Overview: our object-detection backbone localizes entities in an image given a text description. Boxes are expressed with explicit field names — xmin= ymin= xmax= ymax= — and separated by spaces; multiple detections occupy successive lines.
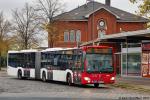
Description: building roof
xmin=55 ymin=1 xmax=149 ymax=22
xmin=99 ymin=29 xmax=150 ymax=40
xmin=80 ymin=29 xmax=150 ymax=46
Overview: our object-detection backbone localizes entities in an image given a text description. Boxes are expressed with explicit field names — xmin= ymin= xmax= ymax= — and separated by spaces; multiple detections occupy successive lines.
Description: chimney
xmin=105 ymin=0 xmax=111 ymax=6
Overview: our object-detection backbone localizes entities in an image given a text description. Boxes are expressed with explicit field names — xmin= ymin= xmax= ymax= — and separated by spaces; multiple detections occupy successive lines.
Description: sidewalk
xmin=111 ymin=76 xmax=150 ymax=93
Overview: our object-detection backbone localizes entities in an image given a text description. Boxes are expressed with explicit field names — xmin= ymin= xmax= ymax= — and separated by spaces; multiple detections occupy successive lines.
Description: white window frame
xmin=76 ymin=30 xmax=81 ymax=42
xmin=98 ymin=30 xmax=105 ymax=38
xmin=70 ymin=30 xmax=75 ymax=42
xmin=64 ymin=30 xmax=69 ymax=42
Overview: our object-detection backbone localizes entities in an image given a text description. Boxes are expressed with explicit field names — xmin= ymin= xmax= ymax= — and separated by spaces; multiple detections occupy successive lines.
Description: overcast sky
xmin=0 ymin=0 xmax=140 ymax=18
xmin=0 ymin=0 xmax=140 ymax=47
xmin=63 ymin=0 xmax=139 ymax=13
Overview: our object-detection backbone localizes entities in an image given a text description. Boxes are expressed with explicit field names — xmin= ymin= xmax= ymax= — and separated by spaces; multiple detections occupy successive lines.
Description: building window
xmin=64 ymin=30 xmax=69 ymax=42
xmin=76 ymin=30 xmax=81 ymax=42
xmin=98 ymin=30 xmax=105 ymax=38
xmin=70 ymin=30 xmax=75 ymax=42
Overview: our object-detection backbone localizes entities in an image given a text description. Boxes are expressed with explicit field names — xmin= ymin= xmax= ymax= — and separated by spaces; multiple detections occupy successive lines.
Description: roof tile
xmin=55 ymin=1 xmax=149 ymax=22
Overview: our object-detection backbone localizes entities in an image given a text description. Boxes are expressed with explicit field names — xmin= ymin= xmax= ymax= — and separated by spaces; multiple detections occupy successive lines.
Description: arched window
xmin=70 ymin=30 xmax=75 ymax=42
xmin=98 ymin=30 xmax=105 ymax=38
xmin=64 ymin=30 xmax=69 ymax=42
xmin=76 ymin=30 xmax=81 ymax=42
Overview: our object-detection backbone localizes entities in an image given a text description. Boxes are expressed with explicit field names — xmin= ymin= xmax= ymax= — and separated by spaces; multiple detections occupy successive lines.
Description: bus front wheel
xmin=18 ymin=70 xmax=22 ymax=79
xmin=94 ymin=83 xmax=99 ymax=88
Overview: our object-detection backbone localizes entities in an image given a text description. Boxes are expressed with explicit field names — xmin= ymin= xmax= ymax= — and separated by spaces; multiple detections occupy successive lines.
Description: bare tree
xmin=12 ymin=3 xmax=41 ymax=49
xmin=0 ymin=11 xmax=11 ymax=70
xmin=35 ymin=0 xmax=64 ymax=48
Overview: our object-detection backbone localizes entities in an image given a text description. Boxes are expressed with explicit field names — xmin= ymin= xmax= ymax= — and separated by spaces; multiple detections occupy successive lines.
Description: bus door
xmin=24 ymin=53 xmax=32 ymax=78
xmin=35 ymin=52 xmax=41 ymax=79
xmin=73 ymin=55 xmax=82 ymax=84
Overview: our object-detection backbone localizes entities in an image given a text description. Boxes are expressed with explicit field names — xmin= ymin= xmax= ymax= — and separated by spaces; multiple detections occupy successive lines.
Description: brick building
xmin=51 ymin=1 xmax=149 ymax=48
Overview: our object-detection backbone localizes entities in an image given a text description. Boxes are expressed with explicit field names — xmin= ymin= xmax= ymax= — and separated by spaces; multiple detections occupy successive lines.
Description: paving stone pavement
xmin=116 ymin=76 xmax=150 ymax=90
xmin=0 ymin=69 xmax=150 ymax=99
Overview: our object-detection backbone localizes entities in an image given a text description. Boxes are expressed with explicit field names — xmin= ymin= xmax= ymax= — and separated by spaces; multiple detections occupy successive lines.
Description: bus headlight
xmin=84 ymin=77 xmax=90 ymax=81
xmin=110 ymin=77 xmax=115 ymax=81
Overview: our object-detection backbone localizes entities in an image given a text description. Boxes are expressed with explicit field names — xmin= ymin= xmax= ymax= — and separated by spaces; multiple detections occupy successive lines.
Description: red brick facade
xmin=51 ymin=9 xmax=147 ymax=48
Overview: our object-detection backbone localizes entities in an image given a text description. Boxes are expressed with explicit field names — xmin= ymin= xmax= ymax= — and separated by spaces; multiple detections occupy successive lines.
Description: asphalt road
xmin=0 ymin=73 xmax=149 ymax=99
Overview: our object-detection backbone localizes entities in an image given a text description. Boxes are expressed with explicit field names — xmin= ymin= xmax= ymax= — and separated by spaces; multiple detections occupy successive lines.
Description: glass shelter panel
xmin=122 ymin=54 xmax=127 ymax=75
xmin=127 ymin=53 xmax=141 ymax=76
xmin=122 ymin=53 xmax=141 ymax=76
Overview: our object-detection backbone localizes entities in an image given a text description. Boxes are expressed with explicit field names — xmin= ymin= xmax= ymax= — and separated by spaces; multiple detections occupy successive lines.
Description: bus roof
xmin=42 ymin=48 xmax=64 ymax=52
xmin=8 ymin=46 xmax=112 ymax=54
xmin=42 ymin=47 xmax=80 ymax=52
xmin=20 ymin=49 xmax=38 ymax=53
xmin=8 ymin=51 xmax=20 ymax=53
xmin=8 ymin=49 xmax=38 ymax=54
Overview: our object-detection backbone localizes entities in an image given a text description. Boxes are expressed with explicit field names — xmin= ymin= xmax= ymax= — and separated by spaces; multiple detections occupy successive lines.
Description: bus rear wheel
xmin=67 ymin=74 xmax=72 ymax=86
xmin=18 ymin=70 xmax=22 ymax=79
xmin=42 ymin=72 xmax=46 ymax=82
xmin=94 ymin=83 xmax=99 ymax=88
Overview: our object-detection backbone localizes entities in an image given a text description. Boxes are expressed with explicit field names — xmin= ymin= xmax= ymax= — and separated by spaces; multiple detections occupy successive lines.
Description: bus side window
xmin=18 ymin=53 xmax=23 ymax=67
xmin=8 ymin=54 xmax=17 ymax=68
xmin=73 ymin=55 xmax=77 ymax=70
xmin=67 ymin=55 xmax=74 ymax=69
xmin=66 ymin=54 xmax=72 ymax=60
xmin=41 ymin=53 xmax=46 ymax=68
xmin=76 ymin=55 xmax=82 ymax=69
xmin=59 ymin=54 xmax=65 ymax=70
xmin=54 ymin=55 xmax=60 ymax=66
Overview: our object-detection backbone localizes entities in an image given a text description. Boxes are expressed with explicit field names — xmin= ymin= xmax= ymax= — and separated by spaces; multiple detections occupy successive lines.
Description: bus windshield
xmin=86 ymin=48 xmax=113 ymax=73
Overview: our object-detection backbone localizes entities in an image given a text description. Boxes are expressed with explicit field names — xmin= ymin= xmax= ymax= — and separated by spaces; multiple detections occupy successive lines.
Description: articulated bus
xmin=7 ymin=46 xmax=115 ymax=87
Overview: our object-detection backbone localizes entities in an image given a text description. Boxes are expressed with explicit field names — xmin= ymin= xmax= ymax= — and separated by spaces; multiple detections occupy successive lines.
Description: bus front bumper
xmin=81 ymin=76 xmax=115 ymax=85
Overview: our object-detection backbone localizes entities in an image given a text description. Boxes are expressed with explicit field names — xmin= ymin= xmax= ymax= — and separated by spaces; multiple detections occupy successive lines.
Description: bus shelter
xmin=81 ymin=29 xmax=150 ymax=78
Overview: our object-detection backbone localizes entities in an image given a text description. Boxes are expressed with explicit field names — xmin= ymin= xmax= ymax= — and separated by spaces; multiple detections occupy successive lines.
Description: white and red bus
xmin=7 ymin=46 xmax=115 ymax=87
